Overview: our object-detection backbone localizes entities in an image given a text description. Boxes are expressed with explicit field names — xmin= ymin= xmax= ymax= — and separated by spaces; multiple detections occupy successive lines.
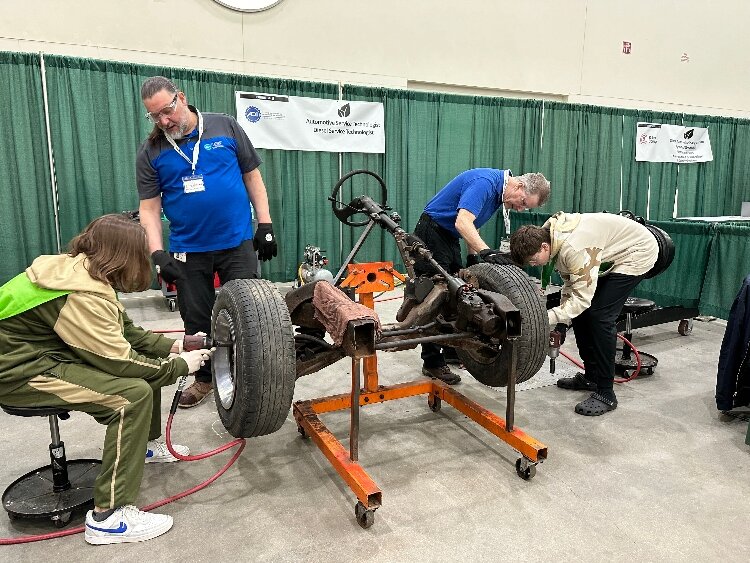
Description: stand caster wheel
xmin=297 ymin=424 xmax=308 ymax=439
xmin=354 ymin=501 xmax=375 ymax=529
xmin=515 ymin=458 xmax=536 ymax=480
xmin=678 ymin=319 xmax=693 ymax=336
xmin=51 ymin=511 xmax=72 ymax=528
xmin=428 ymin=395 xmax=441 ymax=412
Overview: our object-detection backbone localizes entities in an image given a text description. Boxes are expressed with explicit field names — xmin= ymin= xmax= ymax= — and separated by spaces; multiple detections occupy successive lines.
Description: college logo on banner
xmin=635 ymin=122 xmax=713 ymax=163
xmin=236 ymin=92 xmax=385 ymax=153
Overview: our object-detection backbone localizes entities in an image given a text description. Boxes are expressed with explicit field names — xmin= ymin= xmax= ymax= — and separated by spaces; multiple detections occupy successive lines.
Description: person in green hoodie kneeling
xmin=0 ymin=214 xmax=212 ymax=544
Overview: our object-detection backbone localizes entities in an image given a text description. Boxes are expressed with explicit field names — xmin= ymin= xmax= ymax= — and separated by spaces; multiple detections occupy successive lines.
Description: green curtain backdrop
xmin=699 ymin=223 xmax=750 ymax=319
xmin=1 ymin=50 xmax=748 ymax=319
xmin=631 ymin=220 xmax=714 ymax=308
xmin=0 ymin=52 xmax=56 ymax=279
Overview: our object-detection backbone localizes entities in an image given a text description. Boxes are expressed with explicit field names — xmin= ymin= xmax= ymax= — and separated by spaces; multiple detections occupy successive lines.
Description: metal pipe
xmin=332 ymin=221 xmax=376 ymax=285
xmin=350 ymin=358 xmax=360 ymax=461
xmin=374 ymin=332 xmax=475 ymax=350
xmin=48 ymin=414 xmax=61 ymax=446
xmin=39 ymin=52 xmax=62 ymax=253
xmin=506 ymin=338 xmax=517 ymax=432
xmin=380 ymin=322 xmax=437 ymax=337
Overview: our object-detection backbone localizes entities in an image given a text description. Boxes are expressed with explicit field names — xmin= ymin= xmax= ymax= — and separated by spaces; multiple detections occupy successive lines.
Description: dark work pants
xmin=174 ymin=239 xmax=258 ymax=383
xmin=413 ymin=213 xmax=463 ymax=369
xmin=571 ymin=273 xmax=643 ymax=393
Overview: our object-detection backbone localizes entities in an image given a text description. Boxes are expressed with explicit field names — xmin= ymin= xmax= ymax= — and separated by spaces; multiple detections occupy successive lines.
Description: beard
xmin=162 ymin=115 xmax=190 ymax=140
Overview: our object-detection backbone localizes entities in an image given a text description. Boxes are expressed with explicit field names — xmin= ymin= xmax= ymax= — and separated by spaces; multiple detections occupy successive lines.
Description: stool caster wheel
xmin=678 ymin=319 xmax=693 ymax=336
xmin=355 ymin=501 xmax=375 ymax=529
xmin=297 ymin=424 xmax=308 ymax=439
xmin=515 ymin=457 xmax=536 ymax=480
xmin=428 ymin=395 xmax=441 ymax=413
xmin=51 ymin=511 xmax=72 ymax=528
xmin=167 ymin=299 xmax=177 ymax=312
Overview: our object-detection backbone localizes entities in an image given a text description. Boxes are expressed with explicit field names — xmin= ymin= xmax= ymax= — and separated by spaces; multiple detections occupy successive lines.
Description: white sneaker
xmin=85 ymin=505 xmax=173 ymax=545
xmin=145 ymin=438 xmax=190 ymax=463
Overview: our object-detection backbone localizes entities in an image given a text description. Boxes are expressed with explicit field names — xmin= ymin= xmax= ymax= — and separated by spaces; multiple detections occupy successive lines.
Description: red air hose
xmin=0 ymin=387 xmax=245 ymax=545
xmin=558 ymin=333 xmax=642 ymax=384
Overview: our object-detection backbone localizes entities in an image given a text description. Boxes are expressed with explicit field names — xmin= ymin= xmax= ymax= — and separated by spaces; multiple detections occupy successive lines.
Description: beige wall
xmin=1 ymin=0 xmax=748 ymax=117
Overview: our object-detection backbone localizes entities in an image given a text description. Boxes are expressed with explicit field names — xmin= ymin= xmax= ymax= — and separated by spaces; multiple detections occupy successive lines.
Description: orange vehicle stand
xmin=292 ymin=262 xmax=548 ymax=529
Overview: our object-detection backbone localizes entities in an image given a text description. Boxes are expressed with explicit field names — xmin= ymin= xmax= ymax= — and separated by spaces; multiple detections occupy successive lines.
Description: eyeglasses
xmin=145 ymin=93 xmax=179 ymax=123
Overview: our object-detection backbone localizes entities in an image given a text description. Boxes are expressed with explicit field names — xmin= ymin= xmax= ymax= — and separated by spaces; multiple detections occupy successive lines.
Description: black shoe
xmin=556 ymin=372 xmax=596 ymax=391
xmin=422 ymin=365 xmax=461 ymax=385
xmin=574 ymin=392 xmax=618 ymax=416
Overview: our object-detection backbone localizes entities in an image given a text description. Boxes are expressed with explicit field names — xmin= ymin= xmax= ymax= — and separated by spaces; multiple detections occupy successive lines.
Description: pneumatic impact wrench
xmin=548 ymin=330 xmax=561 ymax=373
xmin=169 ymin=333 xmax=224 ymax=414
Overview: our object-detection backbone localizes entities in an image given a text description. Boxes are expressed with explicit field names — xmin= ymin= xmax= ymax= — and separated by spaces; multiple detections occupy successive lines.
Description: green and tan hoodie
xmin=545 ymin=212 xmax=659 ymax=327
xmin=0 ymin=253 xmax=188 ymax=394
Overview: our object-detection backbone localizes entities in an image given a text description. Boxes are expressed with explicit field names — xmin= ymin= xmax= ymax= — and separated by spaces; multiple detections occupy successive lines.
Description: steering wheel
xmin=329 ymin=169 xmax=388 ymax=227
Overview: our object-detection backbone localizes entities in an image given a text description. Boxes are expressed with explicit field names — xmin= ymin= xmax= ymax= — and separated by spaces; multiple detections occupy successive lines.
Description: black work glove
xmin=151 ymin=250 xmax=182 ymax=284
xmin=253 ymin=223 xmax=278 ymax=262
xmin=553 ymin=323 xmax=568 ymax=345
xmin=466 ymin=253 xmax=481 ymax=267
xmin=478 ymin=248 xmax=515 ymax=266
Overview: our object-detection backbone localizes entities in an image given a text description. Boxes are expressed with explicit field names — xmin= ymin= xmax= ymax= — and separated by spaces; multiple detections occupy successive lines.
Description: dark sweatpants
xmin=173 ymin=239 xmax=258 ymax=383
xmin=571 ymin=273 xmax=643 ymax=393
xmin=412 ymin=213 xmax=463 ymax=369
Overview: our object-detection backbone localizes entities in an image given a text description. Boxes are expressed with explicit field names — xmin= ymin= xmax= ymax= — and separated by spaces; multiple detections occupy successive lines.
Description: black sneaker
xmin=422 ymin=365 xmax=461 ymax=385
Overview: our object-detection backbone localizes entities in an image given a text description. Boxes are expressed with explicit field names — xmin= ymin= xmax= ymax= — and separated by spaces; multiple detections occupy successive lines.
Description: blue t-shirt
xmin=423 ymin=168 xmax=511 ymax=238
xmin=136 ymin=109 xmax=262 ymax=253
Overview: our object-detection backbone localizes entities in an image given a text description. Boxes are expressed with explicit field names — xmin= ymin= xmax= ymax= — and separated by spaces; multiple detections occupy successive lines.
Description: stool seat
xmin=1 ymin=405 xmax=70 ymax=418
xmin=621 ymin=297 xmax=656 ymax=315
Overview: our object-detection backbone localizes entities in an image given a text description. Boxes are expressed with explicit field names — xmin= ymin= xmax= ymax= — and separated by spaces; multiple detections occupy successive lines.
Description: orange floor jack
xmin=292 ymin=261 xmax=548 ymax=529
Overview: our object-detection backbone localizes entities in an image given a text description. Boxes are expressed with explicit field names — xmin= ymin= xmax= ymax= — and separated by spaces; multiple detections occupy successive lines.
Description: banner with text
xmin=635 ymin=122 xmax=713 ymax=163
xmin=235 ymin=92 xmax=385 ymax=153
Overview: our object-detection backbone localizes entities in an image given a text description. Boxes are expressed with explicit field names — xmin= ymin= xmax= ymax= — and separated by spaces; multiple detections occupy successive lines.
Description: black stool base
xmin=615 ymin=349 xmax=658 ymax=376
xmin=3 ymin=459 xmax=101 ymax=527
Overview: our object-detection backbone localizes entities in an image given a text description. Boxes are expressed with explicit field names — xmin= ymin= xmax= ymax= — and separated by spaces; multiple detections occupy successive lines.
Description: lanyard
xmin=501 ymin=169 xmax=512 ymax=235
xmin=165 ymin=110 xmax=203 ymax=174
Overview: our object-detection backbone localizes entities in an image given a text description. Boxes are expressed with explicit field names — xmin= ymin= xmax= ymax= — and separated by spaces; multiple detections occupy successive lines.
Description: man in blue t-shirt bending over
xmin=413 ymin=168 xmax=550 ymax=384
xmin=136 ymin=76 xmax=278 ymax=408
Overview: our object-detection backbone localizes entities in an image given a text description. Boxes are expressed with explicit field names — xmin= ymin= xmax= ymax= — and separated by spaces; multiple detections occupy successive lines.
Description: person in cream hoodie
xmin=510 ymin=212 xmax=658 ymax=416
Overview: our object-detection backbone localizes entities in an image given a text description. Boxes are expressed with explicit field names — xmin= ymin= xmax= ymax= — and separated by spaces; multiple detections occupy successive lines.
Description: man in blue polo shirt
xmin=413 ymin=168 xmax=550 ymax=384
xmin=136 ymin=76 xmax=278 ymax=408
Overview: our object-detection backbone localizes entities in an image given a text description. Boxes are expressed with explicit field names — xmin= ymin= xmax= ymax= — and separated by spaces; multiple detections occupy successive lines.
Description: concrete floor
xmin=1 ymin=285 xmax=748 ymax=562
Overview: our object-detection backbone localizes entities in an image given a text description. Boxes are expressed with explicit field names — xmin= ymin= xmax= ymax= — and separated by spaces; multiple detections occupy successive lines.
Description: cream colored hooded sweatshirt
xmin=545 ymin=212 xmax=658 ymax=327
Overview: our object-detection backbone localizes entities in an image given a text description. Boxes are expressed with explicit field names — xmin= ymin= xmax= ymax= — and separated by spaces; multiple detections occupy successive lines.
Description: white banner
xmin=235 ymin=92 xmax=385 ymax=153
xmin=635 ymin=122 xmax=713 ymax=163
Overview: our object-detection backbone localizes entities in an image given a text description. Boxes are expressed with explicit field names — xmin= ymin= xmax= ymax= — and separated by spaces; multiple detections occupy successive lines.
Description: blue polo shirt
xmin=424 ymin=168 xmax=511 ymax=238
xmin=136 ymin=109 xmax=262 ymax=253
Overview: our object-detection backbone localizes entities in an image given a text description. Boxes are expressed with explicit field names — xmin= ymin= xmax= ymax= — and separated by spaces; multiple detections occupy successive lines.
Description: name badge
xmin=499 ymin=238 xmax=511 ymax=253
xmin=183 ymin=174 xmax=205 ymax=193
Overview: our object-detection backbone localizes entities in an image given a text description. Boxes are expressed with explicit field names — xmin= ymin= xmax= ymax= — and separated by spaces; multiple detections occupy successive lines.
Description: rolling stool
xmin=1 ymin=405 xmax=101 ymax=527
xmin=615 ymin=297 xmax=659 ymax=377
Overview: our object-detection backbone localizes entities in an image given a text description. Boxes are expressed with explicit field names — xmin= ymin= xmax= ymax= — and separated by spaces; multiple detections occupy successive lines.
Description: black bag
xmin=617 ymin=211 xmax=675 ymax=279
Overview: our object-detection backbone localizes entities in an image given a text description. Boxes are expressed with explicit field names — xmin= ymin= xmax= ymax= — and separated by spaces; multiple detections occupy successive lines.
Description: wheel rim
xmin=213 ymin=309 xmax=236 ymax=409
